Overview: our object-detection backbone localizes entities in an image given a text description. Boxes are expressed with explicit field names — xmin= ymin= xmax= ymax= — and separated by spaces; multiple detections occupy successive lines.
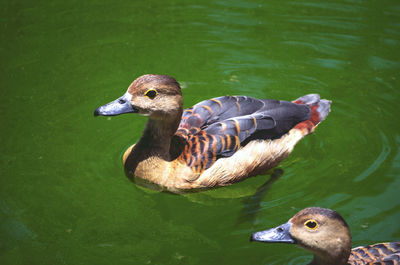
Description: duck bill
xmin=251 ymin=222 xmax=295 ymax=244
xmin=94 ymin=92 xmax=138 ymax=116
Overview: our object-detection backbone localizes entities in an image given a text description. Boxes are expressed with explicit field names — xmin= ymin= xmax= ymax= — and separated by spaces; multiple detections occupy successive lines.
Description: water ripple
xmin=354 ymin=131 xmax=391 ymax=182
xmin=292 ymin=74 xmax=329 ymax=88
xmin=286 ymin=16 xmax=363 ymax=30
xmin=283 ymin=32 xmax=360 ymax=56
xmin=368 ymin=55 xmax=400 ymax=70
xmin=312 ymin=58 xmax=348 ymax=69
xmin=289 ymin=1 xmax=367 ymax=13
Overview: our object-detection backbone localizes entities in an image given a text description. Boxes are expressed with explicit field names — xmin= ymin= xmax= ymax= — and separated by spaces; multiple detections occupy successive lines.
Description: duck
xmin=94 ymin=74 xmax=331 ymax=192
xmin=251 ymin=207 xmax=400 ymax=265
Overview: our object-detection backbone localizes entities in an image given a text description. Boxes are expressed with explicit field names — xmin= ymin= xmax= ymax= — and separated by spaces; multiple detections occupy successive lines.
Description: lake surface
xmin=1 ymin=0 xmax=399 ymax=264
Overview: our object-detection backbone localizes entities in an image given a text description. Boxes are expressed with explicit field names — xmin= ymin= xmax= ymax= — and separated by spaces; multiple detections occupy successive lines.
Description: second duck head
xmin=251 ymin=207 xmax=352 ymax=265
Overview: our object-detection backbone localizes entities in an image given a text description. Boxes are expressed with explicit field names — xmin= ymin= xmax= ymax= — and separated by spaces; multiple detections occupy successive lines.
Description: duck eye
xmin=144 ymin=89 xmax=157 ymax=99
xmin=304 ymin=219 xmax=318 ymax=230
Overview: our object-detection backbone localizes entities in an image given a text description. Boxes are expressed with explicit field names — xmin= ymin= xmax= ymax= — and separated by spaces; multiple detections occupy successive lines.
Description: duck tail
xmin=292 ymin=94 xmax=331 ymax=134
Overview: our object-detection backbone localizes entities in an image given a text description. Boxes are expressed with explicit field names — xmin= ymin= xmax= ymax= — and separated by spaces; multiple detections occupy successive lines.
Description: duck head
xmin=251 ymin=207 xmax=352 ymax=265
xmin=94 ymin=74 xmax=183 ymax=121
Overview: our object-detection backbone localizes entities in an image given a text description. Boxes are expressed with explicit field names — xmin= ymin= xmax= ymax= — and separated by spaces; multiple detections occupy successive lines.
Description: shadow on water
xmin=237 ymin=168 xmax=284 ymax=225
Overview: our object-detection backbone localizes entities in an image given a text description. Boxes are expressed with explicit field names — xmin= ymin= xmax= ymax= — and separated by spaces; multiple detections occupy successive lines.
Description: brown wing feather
xmin=349 ymin=242 xmax=400 ymax=265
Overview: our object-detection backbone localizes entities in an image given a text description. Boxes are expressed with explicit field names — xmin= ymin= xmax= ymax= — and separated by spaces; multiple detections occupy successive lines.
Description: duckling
xmin=251 ymin=207 xmax=400 ymax=265
xmin=94 ymin=74 xmax=331 ymax=192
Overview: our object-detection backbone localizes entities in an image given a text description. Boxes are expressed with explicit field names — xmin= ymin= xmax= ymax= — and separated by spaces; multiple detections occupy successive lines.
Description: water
xmin=1 ymin=0 xmax=399 ymax=264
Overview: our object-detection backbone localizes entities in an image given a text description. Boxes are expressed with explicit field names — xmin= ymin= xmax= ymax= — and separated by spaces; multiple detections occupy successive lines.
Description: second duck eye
xmin=144 ymin=89 xmax=157 ymax=99
xmin=304 ymin=219 xmax=318 ymax=230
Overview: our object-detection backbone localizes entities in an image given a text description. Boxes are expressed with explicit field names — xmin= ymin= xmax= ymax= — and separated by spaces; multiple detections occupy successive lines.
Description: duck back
xmin=178 ymin=96 xmax=310 ymax=137
xmin=176 ymin=95 xmax=325 ymax=173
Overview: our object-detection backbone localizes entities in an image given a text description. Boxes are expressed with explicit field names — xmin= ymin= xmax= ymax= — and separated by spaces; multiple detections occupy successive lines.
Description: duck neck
xmin=309 ymin=249 xmax=350 ymax=265
xmin=136 ymin=114 xmax=181 ymax=160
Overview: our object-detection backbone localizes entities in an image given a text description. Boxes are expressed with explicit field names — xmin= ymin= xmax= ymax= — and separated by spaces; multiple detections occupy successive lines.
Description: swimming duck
xmin=94 ymin=74 xmax=331 ymax=192
xmin=251 ymin=207 xmax=400 ymax=265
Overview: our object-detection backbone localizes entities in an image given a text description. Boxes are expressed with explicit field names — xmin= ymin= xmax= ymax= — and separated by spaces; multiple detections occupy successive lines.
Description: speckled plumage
xmin=251 ymin=207 xmax=400 ymax=265
xmin=349 ymin=242 xmax=400 ymax=265
xmin=94 ymin=74 xmax=331 ymax=192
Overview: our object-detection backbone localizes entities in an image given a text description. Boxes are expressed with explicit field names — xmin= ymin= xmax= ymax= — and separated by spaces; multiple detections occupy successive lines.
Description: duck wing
xmin=349 ymin=242 xmax=400 ymax=265
xmin=176 ymin=95 xmax=311 ymax=173
xmin=179 ymin=96 xmax=309 ymax=131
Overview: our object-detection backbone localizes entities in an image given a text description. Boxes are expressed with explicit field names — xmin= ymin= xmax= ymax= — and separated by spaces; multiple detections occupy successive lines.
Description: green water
xmin=1 ymin=0 xmax=399 ymax=264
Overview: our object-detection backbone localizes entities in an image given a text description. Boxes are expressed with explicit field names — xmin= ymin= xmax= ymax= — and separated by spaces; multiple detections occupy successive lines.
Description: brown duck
xmin=94 ymin=74 xmax=331 ymax=192
xmin=251 ymin=207 xmax=400 ymax=265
